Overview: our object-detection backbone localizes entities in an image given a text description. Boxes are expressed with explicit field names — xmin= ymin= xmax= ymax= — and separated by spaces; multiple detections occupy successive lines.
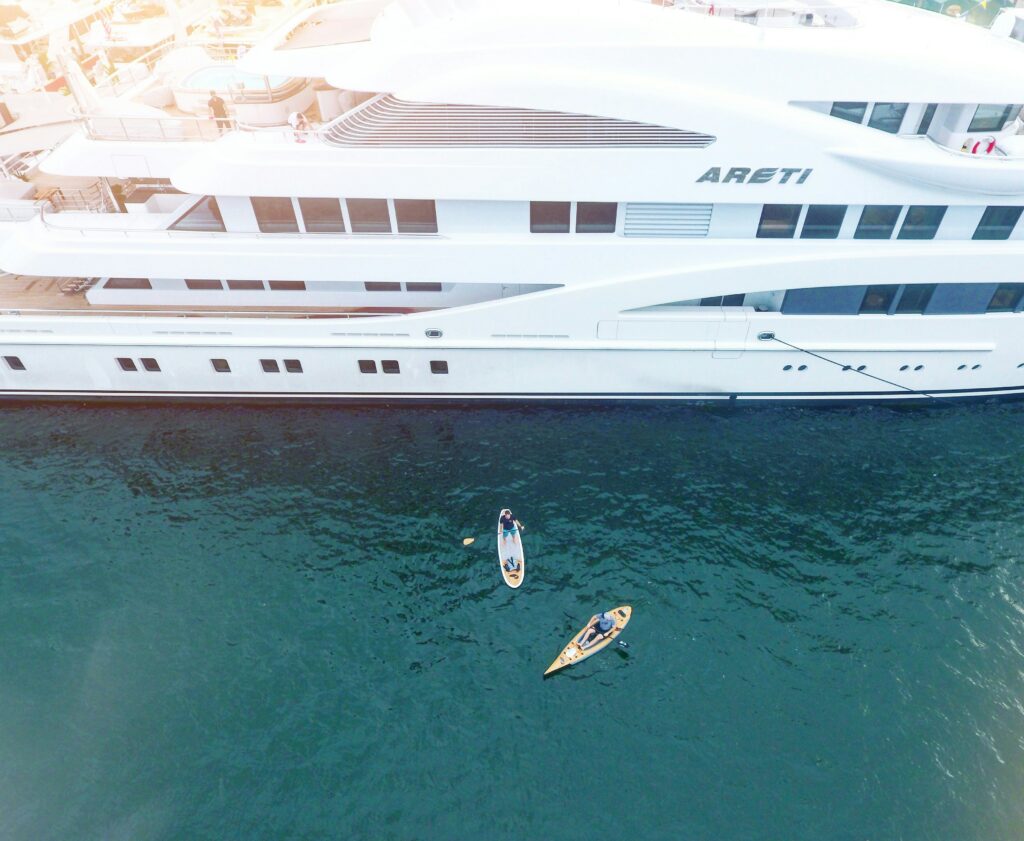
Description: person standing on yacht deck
xmin=288 ymin=111 xmax=309 ymax=144
xmin=208 ymin=91 xmax=230 ymax=134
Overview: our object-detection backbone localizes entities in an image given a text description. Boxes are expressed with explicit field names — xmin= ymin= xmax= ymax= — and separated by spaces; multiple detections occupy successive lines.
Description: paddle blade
xmin=462 ymin=537 xmax=475 ymax=546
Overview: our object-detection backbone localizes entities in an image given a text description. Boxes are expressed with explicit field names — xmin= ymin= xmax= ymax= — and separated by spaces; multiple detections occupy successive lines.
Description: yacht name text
xmin=696 ymin=167 xmax=813 ymax=184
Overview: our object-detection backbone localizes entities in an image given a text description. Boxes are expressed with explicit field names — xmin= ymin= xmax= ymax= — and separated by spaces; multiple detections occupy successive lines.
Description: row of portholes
xmin=782 ymin=364 xmax=808 ymax=371
xmin=957 ymin=364 xmax=982 ymax=371
xmin=783 ymin=363 xmax=990 ymax=373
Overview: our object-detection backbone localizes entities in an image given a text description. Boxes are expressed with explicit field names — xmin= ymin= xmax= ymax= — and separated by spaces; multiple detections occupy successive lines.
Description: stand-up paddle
xmin=497 ymin=508 xmax=525 ymax=589
xmin=545 ymin=606 xmax=632 ymax=675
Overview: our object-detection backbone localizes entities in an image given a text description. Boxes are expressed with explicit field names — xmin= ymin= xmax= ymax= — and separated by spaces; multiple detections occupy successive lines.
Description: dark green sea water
xmin=2 ymin=403 xmax=1023 ymax=841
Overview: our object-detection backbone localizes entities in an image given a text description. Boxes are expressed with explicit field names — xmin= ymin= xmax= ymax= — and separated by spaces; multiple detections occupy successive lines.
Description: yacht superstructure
xmin=1 ymin=0 xmax=1023 ymax=402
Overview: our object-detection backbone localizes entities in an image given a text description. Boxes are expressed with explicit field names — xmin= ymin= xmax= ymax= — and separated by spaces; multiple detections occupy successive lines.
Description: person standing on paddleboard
xmin=498 ymin=508 xmax=521 ymax=569
xmin=579 ymin=612 xmax=615 ymax=649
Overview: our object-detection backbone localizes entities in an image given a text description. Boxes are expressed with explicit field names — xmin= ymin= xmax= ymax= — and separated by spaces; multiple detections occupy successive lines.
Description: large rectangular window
xmin=867 ymin=102 xmax=908 ymax=134
xmin=854 ymin=205 xmax=901 ymax=239
xmin=925 ymin=283 xmax=999 ymax=314
xmin=897 ymin=206 xmax=946 ymax=240
xmin=575 ymin=202 xmax=617 ymax=233
xmin=830 ymin=102 xmax=867 ymax=124
xmin=756 ymin=205 xmax=801 ymax=239
xmin=268 ymin=280 xmax=306 ymax=291
xmin=406 ymin=282 xmax=442 ymax=292
xmin=185 ymin=279 xmax=222 ymax=291
xmin=394 ymin=200 xmax=437 ymax=234
xmin=781 ymin=286 xmax=867 ymax=315
xmin=105 ymin=277 xmax=151 ymax=290
xmin=252 ymin=197 xmax=299 ymax=233
xmin=894 ymin=283 xmax=936 ymax=314
xmin=800 ymin=205 xmax=846 ymax=239
xmin=530 ymin=201 xmax=570 ymax=233
xmin=968 ymin=104 xmax=1017 ymax=133
xmin=859 ymin=285 xmax=899 ymax=313
xmin=987 ymin=283 xmax=1024 ymax=312
xmin=298 ymin=198 xmax=345 ymax=233
xmin=973 ymin=206 xmax=1023 ymax=240
xmin=227 ymin=279 xmax=265 ymax=290
xmin=171 ymin=196 xmax=225 ymax=232
xmin=346 ymin=199 xmax=391 ymax=233
xmin=917 ymin=103 xmax=937 ymax=135
xmin=365 ymin=282 xmax=401 ymax=292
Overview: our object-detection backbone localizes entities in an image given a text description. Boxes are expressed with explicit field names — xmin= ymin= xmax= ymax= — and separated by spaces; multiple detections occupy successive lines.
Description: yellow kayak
xmin=544 ymin=605 xmax=632 ymax=675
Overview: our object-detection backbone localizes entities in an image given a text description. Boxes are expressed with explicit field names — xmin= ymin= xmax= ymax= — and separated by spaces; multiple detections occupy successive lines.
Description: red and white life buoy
xmin=970 ymin=136 xmax=997 ymax=155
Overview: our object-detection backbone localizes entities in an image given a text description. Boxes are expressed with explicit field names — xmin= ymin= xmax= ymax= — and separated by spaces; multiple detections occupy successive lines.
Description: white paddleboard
xmin=497 ymin=510 xmax=525 ymax=589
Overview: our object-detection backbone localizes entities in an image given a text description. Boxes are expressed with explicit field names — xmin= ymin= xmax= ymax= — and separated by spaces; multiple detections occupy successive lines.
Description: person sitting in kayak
xmin=578 ymin=612 xmax=616 ymax=649
xmin=499 ymin=508 xmax=521 ymax=570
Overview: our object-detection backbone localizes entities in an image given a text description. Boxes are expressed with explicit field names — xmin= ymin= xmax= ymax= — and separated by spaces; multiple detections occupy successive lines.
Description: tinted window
xmin=211 ymin=358 xmax=230 ymax=373
xmin=227 ymin=279 xmax=264 ymax=290
xmin=757 ymin=205 xmax=801 ymax=239
xmin=252 ymin=197 xmax=298 ymax=233
xmin=575 ymin=202 xmax=617 ymax=233
xmin=801 ymin=205 xmax=846 ymax=239
xmin=781 ymin=286 xmax=867 ymax=314
xmin=394 ymin=200 xmax=437 ymax=234
xmin=700 ymin=296 xmax=722 ymax=306
xmin=925 ymin=283 xmax=999 ymax=314
xmin=298 ymin=197 xmax=345 ymax=233
xmin=430 ymin=360 xmax=448 ymax=374
xmin=284 ymin=359 xmax=303 ymax=373
xmin=898 ymin=206 xmax=946 ymax=240
xmin=185 ymin=278 xmax=222 ymax=290
xmin=105 ymin=277 xmax=151 ymax=290
xmin=172 ymin=196 xmax=225 ymax=232
xmin=830 ymin=102 xmax=867 ymax=124
xmin=358 ymin=360 xmax=377 ymax=374
xmin=917 ymin=103 xmax=937 ymax=135
xmin=722 ymin=293 xmax=744 ymax=306
xmin=987 ymin=283 xmax=1024 ymax=312
xmin=860 ymin=284 xmax=899 ymax=313
xmin=382 ymin=360 xmax=400 ymax=374
xmin=406 ymin=282 xmax=442 ymax=292
xmin=261 ymin=359 xmax=280 ymax=373
xmin=117 ymin=357 xmax=137 ymax=371
xmin=140 ymin=357 xmax=160 ymax=372
xmin=530 ymin=201 xmax=570 ymax=233
xmin=365 ymin=282 xmax=401 ymax=292
xmin=974 ymin=206 xmax=1023 ymax=240
xmin=347 ymin=199 xmax=391 ymax=233
xmin=894 ymin=283 xmax=936 ymax=313
xmin=968 ymin=104 xmax=1015 ymax=133
xmin=4 ymin=355 xmax=25 ymax=370
xmin=854 ymin=205 xmax=901 ymax=239
xmin=868 ymin=102 xmax=908 ymax=134
xmin=268 ymin=280 xmax=306 ymax=291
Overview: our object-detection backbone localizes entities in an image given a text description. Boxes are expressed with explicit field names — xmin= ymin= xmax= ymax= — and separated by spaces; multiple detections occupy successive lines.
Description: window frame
xmin=4 ymin=355 xmax=25 ymax=371
xmin=105 ymin=277 xmax=152 ymax=290
xmin=381 ymin=359 xmax=400 ymax=374
xmin=184 ymin=278 xmax=223 ymax=291
xmin=260 ymin=359 xmax=280 ymax=373
xmin=757 ymin=204 xmax=802 ymax=239
xmin=170 ymin=196 xmax=225 ymax=232
xmin=297 ymin=197 xmax=346 ymax=233
xmin=346 ymin=198 xmax=392 ymax=234
xmin=430 ymin=360 xmax=449 ymax=374
xmin=358 ymin=360 xmax=377 ymax=374
xmin=968 ymin=104 xmax=1016 ymax=133
xmin=854 ymin=205 xmax=902 ymax=240
xmin=800 ymin=205 xmax=846 ymax=239
xmin=830 ymin=102 xmax=868 ymax=124
xmin=284 ymin=359 xmax=303 ymax=374
xmin=530 ymin=201 xmax=571 ymax=233
xmin=393 ymin=199 xmax=438 ymax=234
xmin=117 ymin=357 xmax=138 ymax=372
xmin=268 ymin=280 xmax=306 ymax=291
xmin=211 ymin=358 xmax=231 ymax=373
xmin=897 ymin=206 xmax=946 ymax=240
xmin=867 ymin=102 xmax=908 ymax=134
xmin=575 ymin=202 xmax=618 ymax=233
xmin=140 ymin=357 xmax=161 ymax=372
xmin=973 ymin=206 xmax=1024 ymax=241
xmin=364 ymin=281 xmax=401 ymax=292
xmin=251 ymin=196 xmax=300 ymax=234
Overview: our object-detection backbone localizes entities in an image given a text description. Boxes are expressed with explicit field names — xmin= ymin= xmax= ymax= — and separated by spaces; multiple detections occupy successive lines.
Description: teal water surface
xmin=1 ymin=404 xmax=1023 ymax=840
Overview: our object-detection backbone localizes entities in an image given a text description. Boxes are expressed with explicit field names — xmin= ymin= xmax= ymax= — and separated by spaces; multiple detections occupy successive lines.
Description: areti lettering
xmin=697 ymin=167 xmax=813 ymax=184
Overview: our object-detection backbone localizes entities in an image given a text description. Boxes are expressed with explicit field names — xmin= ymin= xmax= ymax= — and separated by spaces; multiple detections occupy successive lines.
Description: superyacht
xmin=0 ymin=0 xmax=1023 ymax=402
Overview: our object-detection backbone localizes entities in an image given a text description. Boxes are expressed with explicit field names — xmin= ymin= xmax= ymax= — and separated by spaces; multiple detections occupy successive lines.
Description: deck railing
xmin=79 ymin=112 xmax=237 ymax=142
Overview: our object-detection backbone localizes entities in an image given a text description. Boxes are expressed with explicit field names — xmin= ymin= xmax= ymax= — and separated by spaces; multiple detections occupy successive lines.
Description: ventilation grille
xmin=322 ymin=96 xmax=716 ymax=148
xmin=623 ymin=203 xmax=713 ymax=237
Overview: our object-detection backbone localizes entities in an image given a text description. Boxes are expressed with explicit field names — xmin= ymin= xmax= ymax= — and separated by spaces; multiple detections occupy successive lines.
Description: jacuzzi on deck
xmin=174 ymin=66 xmax=315 ymax=127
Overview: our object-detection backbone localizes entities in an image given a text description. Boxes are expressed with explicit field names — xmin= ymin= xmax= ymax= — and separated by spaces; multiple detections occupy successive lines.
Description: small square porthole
xmin=284 ymin=359 xmax=303 ymax=374
xmin=211 ymin=358 xmax=231 ymax=373
xmin=117 ymin=357 xmax=137 ymax=372
xmin=261 ymin=359 xmax=280 ymax=373
xmin=430 ymin=360 xmax=448 ymax=374
xmin=358 ymin=359 xmax=377 ymax=374
xmin=140 ymin=357 xmax=160 ymax=372
xmin=382 ymin=360 xmax=400 ymax=374
xmin=4 ymin=355 xmax=25 ymax=371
